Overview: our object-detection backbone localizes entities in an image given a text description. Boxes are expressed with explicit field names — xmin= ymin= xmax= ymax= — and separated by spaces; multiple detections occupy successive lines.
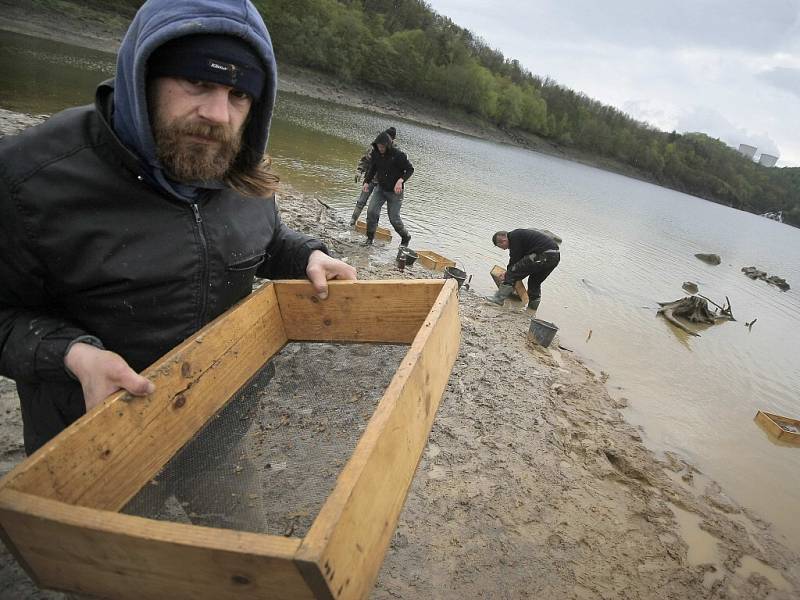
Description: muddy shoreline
xmin=1 ymin=107 xmax=798 ymax=598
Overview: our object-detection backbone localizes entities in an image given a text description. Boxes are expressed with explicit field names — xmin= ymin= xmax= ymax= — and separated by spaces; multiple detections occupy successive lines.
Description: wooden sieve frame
xmin=0 ymin=279 xmax=461 ymax=600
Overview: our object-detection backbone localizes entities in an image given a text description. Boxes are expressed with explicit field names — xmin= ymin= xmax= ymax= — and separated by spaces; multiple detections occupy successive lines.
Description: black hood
xmin=372 ymin=131 xmax=393 ymax=148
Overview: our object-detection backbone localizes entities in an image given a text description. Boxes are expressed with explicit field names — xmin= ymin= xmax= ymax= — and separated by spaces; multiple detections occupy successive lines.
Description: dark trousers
xmin=351 ymin=181 xmax=376 ymax=223
xmin=366 ymin=187 xmax=408 ymax=238
xmin=508 ymin=252 xmax=560 ymax=300
xmin=18 ymin=380 xmax=85 ymax=456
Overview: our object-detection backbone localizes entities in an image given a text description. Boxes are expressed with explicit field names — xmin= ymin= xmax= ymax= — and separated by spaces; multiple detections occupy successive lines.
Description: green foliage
xmin=248 ymin=0 xmax=798 ymax=226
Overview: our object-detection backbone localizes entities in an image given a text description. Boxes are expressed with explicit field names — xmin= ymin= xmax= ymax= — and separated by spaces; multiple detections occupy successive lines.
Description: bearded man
xmin=0 ymin=0 xmax=356 ymax=456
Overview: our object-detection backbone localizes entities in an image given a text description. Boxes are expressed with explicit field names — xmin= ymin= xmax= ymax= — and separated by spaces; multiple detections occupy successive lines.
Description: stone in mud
xmin=682 ymin=281 xmax=699 ymax=294
xmin=694 ymin=253 xmax=721 ymax=265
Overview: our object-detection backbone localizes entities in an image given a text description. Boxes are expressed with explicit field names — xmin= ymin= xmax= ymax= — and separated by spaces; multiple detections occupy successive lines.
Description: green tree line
xmin=105 ymin=0 xmax=800 ymax=226
xmin=255 ymin=0 xmax=799 ymax=226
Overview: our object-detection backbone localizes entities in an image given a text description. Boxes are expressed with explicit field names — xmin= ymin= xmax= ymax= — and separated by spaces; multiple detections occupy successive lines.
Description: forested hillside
xmin=100 ymin=0 xmax=800 ymax=226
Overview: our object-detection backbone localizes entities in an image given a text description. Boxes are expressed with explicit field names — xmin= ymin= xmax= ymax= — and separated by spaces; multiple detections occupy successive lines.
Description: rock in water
xmin=741 ymin=266 xmax=791 ymax=291
xmin=682 ymin=281 xmax=699 ymax=294
xmin=694 ymin=253 xmax=721 ymax=265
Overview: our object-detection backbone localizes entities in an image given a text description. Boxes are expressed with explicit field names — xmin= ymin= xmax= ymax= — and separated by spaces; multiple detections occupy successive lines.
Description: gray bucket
xmin=529 ymin=318 xmax=558 ymax=347
xmin=401 ymin=247 xmax=418 ymax=266
xmin=443 ymin=266 xmax=467 ymax=288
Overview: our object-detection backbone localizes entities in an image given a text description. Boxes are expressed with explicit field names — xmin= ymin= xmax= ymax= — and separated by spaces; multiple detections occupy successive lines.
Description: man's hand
xmin=306 ymin=250 xmax=357 ymax=300
xmin=393 ymin=179 xmax=404 ymax=194
xmin=362 ymin=182 xmax=370 ymax=193
xmin=65 ymin=343 xmax=155 ymax=412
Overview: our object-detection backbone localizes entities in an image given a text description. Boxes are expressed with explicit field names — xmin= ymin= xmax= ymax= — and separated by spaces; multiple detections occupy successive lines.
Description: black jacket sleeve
xmin=397 ymin=151 xmax=414 ymax=183
xmin=0 ymin=178 xmax=91 ymax=383
xmin=507 ymin=229 xmax=523 ymax=271
xmin=256 ymin=195 xmax=328 ymax=279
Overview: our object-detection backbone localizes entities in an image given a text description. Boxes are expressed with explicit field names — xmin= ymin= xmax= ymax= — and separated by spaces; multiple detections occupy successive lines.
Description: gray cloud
xmin=757 ymin=67 xmax=800 ymax=99
xmin=438 ymin=0 xmax=800 ymax=53
xmin=546 ymin=0 xmax=800 ymax=52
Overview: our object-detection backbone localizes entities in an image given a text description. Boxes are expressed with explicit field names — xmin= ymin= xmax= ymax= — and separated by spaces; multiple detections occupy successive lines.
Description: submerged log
xmin=656 ymin=295 xmax=734 ymax=337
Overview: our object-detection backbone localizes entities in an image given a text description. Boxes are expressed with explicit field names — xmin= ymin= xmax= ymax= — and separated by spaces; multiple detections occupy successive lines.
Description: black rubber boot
xmin=361 ymin=236 xmax=374 ymax=246
xmin=400 ymin=233 xmax=411 ymax=247
xmin=527 ymin=297 xmax=541 ymax=311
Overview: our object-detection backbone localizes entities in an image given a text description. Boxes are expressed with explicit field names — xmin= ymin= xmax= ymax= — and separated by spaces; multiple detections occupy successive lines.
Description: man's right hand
xmin=362 ymin=183 xmax=369 ymax=192
xmin=65 ymin=343 xmax=155 ymax=412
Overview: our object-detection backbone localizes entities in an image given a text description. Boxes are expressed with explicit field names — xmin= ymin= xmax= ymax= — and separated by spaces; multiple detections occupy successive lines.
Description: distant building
xmin=738 ymin=143 xmax=757 ymax=159
xmin=758 ymin=153 xmax=778 ymax=167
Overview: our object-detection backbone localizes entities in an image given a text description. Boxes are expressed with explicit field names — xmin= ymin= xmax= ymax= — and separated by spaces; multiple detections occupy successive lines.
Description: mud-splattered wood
xmin=754 ymin=411 xmax=800 ymax=445
xmin=354 ymin=219 xmax=392 ymax=241
xmin=1 ymin=283 xmax=288 ymax=510
xmin=0 ymin=489 xmax=313 ymax=600
xmin=416 ymin=250 xmax=456 ymax=271
xmin=490 ymin=265 xmax=529 ymax=304
xmin=275 ymin=280 xmax=444 ymax=344
xmin=295 ymin=280 xmax=461 ymax=600
xmin=0 ymin=280 xmax=460 ymax=600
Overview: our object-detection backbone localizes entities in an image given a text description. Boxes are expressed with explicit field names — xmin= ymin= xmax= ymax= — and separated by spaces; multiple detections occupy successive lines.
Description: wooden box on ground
xmin=354 ymin=219 xmax=392 ymax=241
xmin=417 ymin=250 xmax=456 ymax=272
xmin=490 ymin=265 xmax=529 ymax=304
xmin=754 ymin=410 xmax=800 ymax=445
xmin=0 ymin=280 xmax=461 ymax=600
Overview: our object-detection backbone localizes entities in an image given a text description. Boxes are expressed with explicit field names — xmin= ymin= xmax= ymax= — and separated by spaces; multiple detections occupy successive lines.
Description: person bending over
xmin=486 ymin=229 xmax=560 ymax=311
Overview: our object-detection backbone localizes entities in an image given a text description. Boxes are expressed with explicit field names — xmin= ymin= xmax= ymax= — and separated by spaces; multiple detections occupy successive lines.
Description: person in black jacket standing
xmin=486 ymin=229 xmax=561 ymax=311
xmin=350 ymin=126 xmax=396 ymax=226
xmin=0 ymin=0 xmax=356 ymax=456
xmin=362 ymin=130 xmax=414 ymax=246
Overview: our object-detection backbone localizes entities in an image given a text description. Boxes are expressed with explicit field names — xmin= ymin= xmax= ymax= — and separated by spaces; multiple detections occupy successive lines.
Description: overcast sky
xmin=425 ymin=0 xmax=800 ymax=167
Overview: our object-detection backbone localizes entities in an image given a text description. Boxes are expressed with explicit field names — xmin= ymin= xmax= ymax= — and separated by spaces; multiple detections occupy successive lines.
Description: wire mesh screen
xmin=123 ymin=341 xmax=408 ymax=537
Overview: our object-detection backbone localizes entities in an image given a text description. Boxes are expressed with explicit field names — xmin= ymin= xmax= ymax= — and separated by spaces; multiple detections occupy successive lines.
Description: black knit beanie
xmin=148 ymin=34 xmax=266 ymax=99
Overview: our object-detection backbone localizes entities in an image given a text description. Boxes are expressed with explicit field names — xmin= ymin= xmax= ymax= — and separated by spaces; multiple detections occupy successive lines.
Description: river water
xmin=2 ymin=30 xmax=799 ymax=552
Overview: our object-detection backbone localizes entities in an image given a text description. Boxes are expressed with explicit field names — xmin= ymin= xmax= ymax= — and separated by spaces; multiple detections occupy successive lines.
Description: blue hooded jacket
xmin=113 ymin=0 xmax=278 ymax=201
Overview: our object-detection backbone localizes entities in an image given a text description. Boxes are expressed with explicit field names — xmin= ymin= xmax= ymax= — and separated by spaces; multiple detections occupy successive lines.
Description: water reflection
xmin=0 ymin=30 xmax=113 ymax=113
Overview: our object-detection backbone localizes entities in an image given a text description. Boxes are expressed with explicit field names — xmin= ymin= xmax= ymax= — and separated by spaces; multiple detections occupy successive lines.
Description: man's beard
xmin=153 ymin=116 xmax=243 ymax=183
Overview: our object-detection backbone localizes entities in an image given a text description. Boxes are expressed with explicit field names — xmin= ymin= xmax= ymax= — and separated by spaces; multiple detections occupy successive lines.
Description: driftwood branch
xmin=696 ymin=293 xmax=724 ymax=311
xmin=657 ymin=296 xmax=734 ymax=337
xmin=657 ymin=305 xmax=700 ymax=336
xmin=725 ymin=296 xmax=735 ymax=321
xmin=696 ymin=293 xmax=736 ymax=321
